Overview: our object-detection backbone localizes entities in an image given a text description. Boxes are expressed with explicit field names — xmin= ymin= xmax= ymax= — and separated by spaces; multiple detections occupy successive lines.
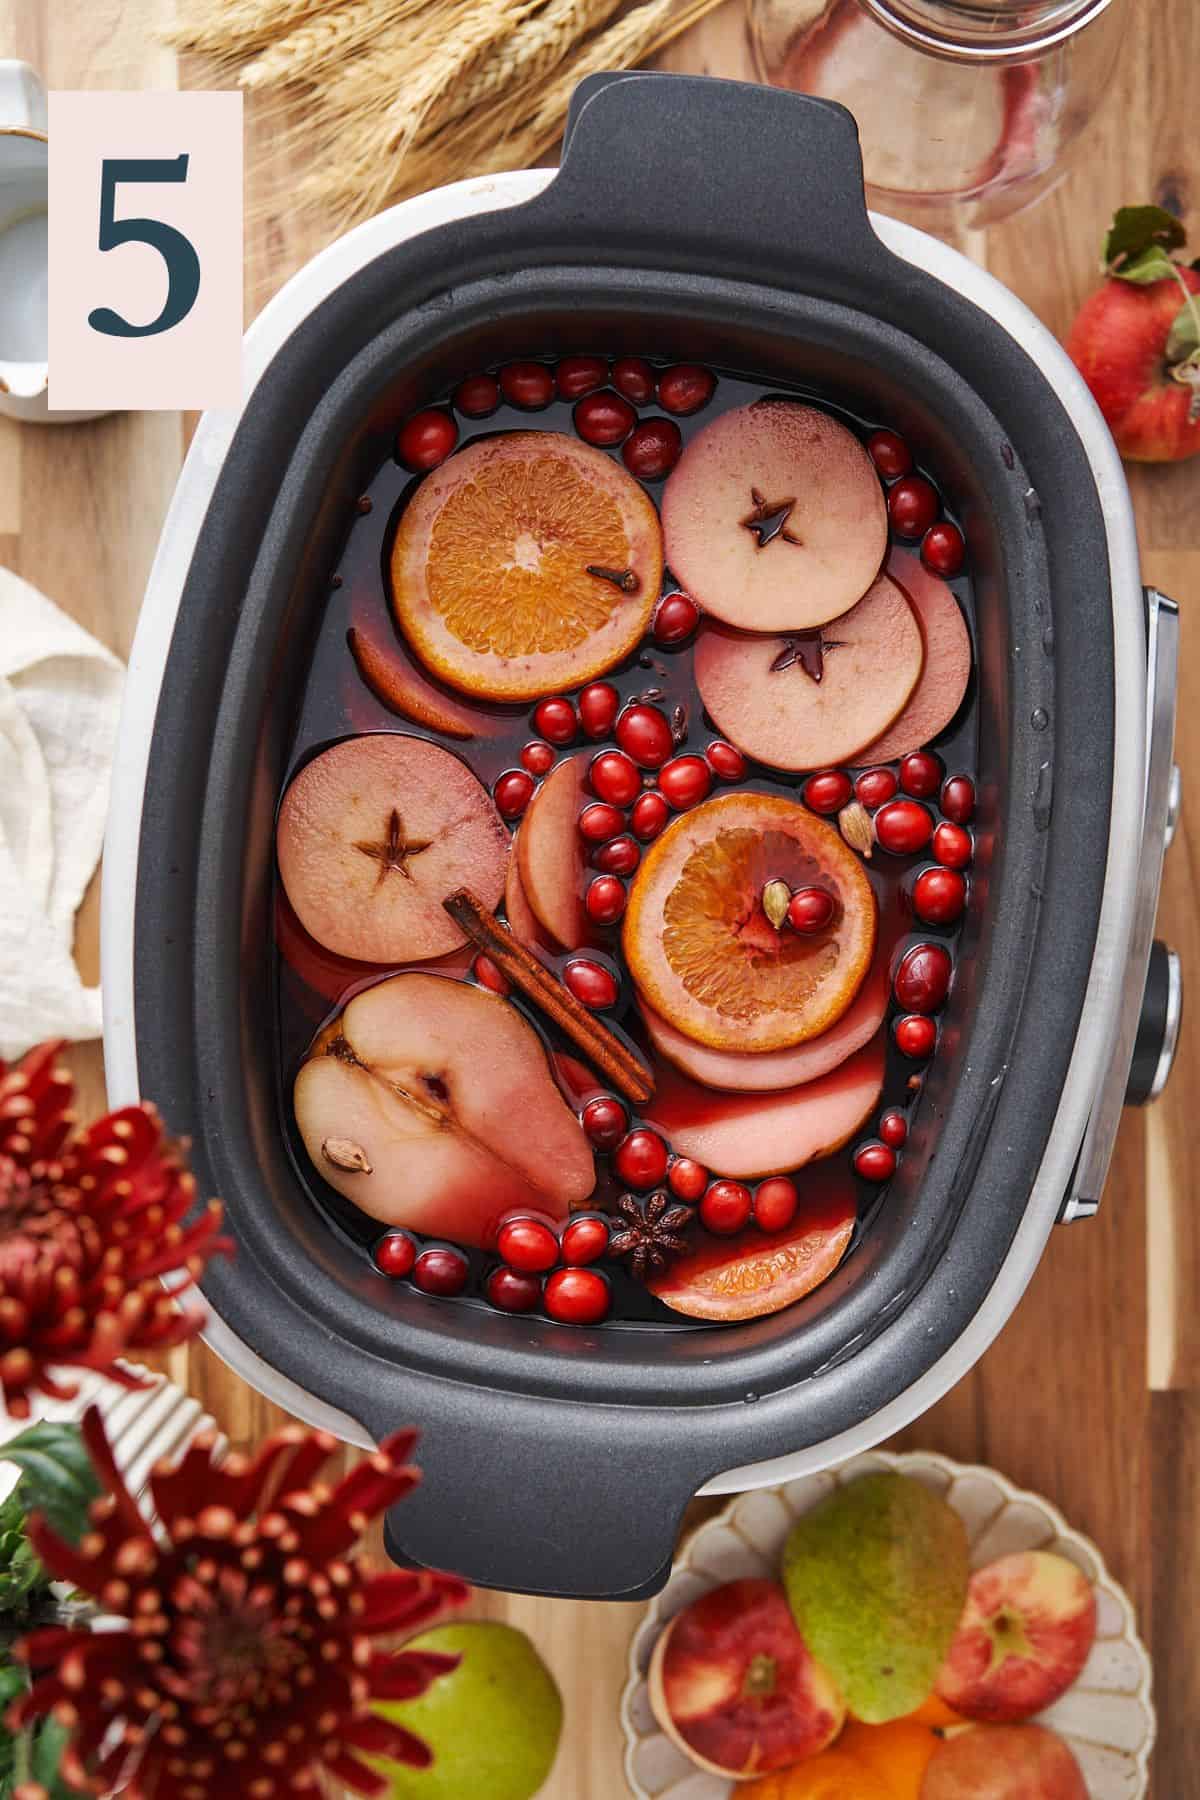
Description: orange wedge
xmin=390 ymin=430 xmax=662 ymax=701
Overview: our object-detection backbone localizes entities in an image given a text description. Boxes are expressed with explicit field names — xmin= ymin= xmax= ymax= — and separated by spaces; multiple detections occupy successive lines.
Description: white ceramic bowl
xmin=621 ymin=1451 xmax=1155 ymax=1799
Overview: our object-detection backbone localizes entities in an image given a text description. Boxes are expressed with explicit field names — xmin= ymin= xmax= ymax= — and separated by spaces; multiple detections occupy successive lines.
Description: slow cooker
xmin=101 ymin=73 xmax=1181 ymax=1600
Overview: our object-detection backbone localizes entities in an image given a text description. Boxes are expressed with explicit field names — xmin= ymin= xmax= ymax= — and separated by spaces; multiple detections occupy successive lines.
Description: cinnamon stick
xmin=443 ymin=889 xmax=655 ymax=1107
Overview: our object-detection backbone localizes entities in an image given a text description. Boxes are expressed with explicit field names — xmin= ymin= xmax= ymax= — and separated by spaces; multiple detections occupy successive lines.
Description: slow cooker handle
xmin=362 ymin=1385 xmax=711 ymax=1601
xmin=547 ymin=70 xmax=887 ymax=281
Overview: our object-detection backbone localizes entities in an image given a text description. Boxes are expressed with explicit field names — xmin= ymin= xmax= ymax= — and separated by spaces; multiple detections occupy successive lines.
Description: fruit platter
xmin=274 ymin=354 xmax=979 ymax=1333
xmin=621 ymin=1453 xmax=1155 ymax=1798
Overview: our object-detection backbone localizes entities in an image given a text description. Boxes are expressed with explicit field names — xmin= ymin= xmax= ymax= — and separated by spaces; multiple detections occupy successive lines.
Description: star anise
xmin=608 ymin=1190 xmax=694 ymax=1283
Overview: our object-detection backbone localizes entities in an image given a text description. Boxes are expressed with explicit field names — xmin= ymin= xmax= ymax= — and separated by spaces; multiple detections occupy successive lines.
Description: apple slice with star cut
xmin=661 ymin=399 xmax=889 ymax=631
xmin=294 ymin=973 xmax=596 ymax=1245
xmin=276 ymin=733 xmax=509 ymax=964
xmin=693 ymin=571 xmax=924 ymax=772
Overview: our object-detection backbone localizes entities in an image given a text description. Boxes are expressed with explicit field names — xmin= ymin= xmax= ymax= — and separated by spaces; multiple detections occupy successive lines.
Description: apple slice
xmin=854 ymin=548 xmax=972 ymax=763
xmin=648 ymin=1579 xmax=844 ymax=1777
xmin=638 ymin=940 xmax=889 ymax=1093
xmin=649 ymin=1166 xmax=856 ymax=1321
xmin=275 ymin=889 xmax=472 ymax=1006
xmin=276 ymin=733 xmax=509 ymax=964
xmin=643 ymin=1035 xmax=884 ymax=1178
xmin=505 ymin=835 xmax=558 ymax=957
xmin=347 ymin=623 xmax=490 ymax=740
xmin=515 ymin=751 xmax=590 ymax=950
xmin=693 ymin=572 xmax=924 ymax=771
xmin=294 ymin=973 xmax=595 ymax=1245
xmin=935 ymin=1551 xmax=1097 ymax=1724
xmin=661 ymin=399 xmax=888 ymax=631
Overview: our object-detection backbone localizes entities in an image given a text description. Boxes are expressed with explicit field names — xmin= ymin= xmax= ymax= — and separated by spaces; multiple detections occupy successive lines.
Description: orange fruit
xmin=740 ymin=1749 xmax=892 ymax=1800
xmin=903 ymin=1694 xmax=967 ymax=1730
xmin=390 ymin=430 xmax=662 ymax=701
xmin=837 ymin=1720 xmax=939 ymax=1799
xmin=622 ymin=792 xmax=877 ymax=1053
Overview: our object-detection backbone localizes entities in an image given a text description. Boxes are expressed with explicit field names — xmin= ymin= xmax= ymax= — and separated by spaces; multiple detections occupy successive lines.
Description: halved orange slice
xmin=623 ymin=792 xmax=876 ymax=1053
xmin=390 ymin=431 xmax=662 ymax=701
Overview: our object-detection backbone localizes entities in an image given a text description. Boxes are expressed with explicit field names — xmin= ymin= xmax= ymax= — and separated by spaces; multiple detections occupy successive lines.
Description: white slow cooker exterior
xmin=101 ymin=167 xmax=1146 ymax=1492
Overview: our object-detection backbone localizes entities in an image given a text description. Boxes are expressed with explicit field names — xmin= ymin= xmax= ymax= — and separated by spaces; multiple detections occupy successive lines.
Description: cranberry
xmin=585 ymin=875 xmax=627 ymax=925
xmin=700 ymin=1179 xmax=752 ymax=1235
xmin=612 ymin=356 xmax=656 ymax=404
xmin=574 ymin=390 xmax=636 ymax=446
xmin=933 ymin=821 xmax=972 ymax=869
xmin=373 ymin=1230 xmax=417 ymax=1277
xmin=866 ymin=428 xmax=913 ymax=481
xmin=623 ymin=418 xmax=683 ymax=481
xmin=754 ymin=1176 xmax=798 ymax=1233
xmin=659 ymin=755 xmax=712 ymax=810
xmin=581 ymin=1095 xmax=626 ymax=1149
xmin=895 ymin=1014 xmax=937 ymax=1059
xmin=497 ymin=1217 xmax=560 ymax=1273
xmin=578 ymin=801 xmax=625 ymax=844
xmin=555 ymin=354 xmax=608 ymax=400
xmin=412 ymin=1245 xmax=470 ymax=1296
xmin=888 ymin=474 xmax=939 ymax=539
xmin=894 ymin=942 xmax=952 ymax=1013
xmin=397 ymin=408 xmax=457 ymax=471
xmin=879 ymin=1109 xmax=909 ymax=1149
xmin=653 ymin=591 xmax=701 ymax=645
xmin=899 ymin=750 xmax=943 ymax=798
xmin=940 ymin=775 xmax=976 ymax=824
xmin=658 ymin=363 xmax=715 ymax=415
xmin=922 ymin=520 xmax=966 ymax=577
xmin=912 ymin=866 xmax=967 ymax=925
xmin=589 ymin=749 xmax=641 ymax=807
xmin=615 ymin=1129 xmax=669 ymax=1190
xmin=875 ymin=799 xmax=934 ymax=855
xmin=667 ymin=1157 xmax=708 ymax=1203
xmin=544 ymin=1266 xmax=610 ymax=1325
xmin=787 ymin=887 xmax=836 ymax=934
xmin=473 ymin=953 xmax=510 ymax=996
xmin=453 ymin=372 xmax=500 ymax=418
xmin=521 ymin=739 xmax=554 ymax=776
xmin=532 ymin=696 xmax=577 ymax=744
xmin=486 ymin=1265 xmax=542 ymax=1313
xmin=631 ymin=790 xmax=671 ymax=841
xmin=805 ymin=770 xmax=854 ymax=815
xmin=854 ymin=1141 xmax=897 ymax=1182
xmin=493 ymin=769 xmax=535 ymax=819
xmin=578 ymin=681 xmax=620 ymax=739
xmin=855 ymin=767 xmax=898 ymax=809
xmin=593 ymin=835 xmax=640 ymax=877
xmin=564 ymin=958 xmax=619 ymax=1010
xmin=616 ymin=703 xmax=674 ymax=769
xmin=706 ymin=741 xmax=747 ymax=782
xmin=560 ymin=1213 xmax=610 ymax=1266
xmin=500 ymin=360 xmax=554 ymax=409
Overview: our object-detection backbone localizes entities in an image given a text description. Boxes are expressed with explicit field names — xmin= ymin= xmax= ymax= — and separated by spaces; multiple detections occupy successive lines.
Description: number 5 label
xmin=48 ymin=91 xmax=243 ymax=412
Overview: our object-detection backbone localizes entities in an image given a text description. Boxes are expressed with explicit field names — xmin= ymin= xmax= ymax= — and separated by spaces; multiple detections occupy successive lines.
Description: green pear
xmin=781 ymin=1471 xmax=969 ymax=1723
xmin=369 ymin=1622 xmax=562 ymax=1800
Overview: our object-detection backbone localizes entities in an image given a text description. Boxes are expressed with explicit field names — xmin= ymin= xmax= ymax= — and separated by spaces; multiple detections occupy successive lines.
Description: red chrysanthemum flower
xmin=0 ymin=1039 xmax=232 ymax=1419
xmin=8 ymin=1408 xmax=468 ymax=1797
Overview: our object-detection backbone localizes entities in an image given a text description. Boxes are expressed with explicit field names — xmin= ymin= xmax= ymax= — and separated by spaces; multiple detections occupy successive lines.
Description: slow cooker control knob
xmin=1125 ymin=940 xmax=1183 ymax=1106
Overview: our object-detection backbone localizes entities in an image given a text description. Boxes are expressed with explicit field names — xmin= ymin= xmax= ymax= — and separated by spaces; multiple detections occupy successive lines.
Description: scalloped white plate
xmin=621 ymin=1451 xmax=1155 ymax=1799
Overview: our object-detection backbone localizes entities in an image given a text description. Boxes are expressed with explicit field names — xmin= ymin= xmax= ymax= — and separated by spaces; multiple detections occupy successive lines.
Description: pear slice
xmin=294 ymin=973 xmax=595 ymax=1245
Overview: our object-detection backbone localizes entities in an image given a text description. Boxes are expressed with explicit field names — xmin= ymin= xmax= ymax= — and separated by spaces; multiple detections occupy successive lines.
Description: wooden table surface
xmin=1 ymin=0 xmax=1196 ymax=1792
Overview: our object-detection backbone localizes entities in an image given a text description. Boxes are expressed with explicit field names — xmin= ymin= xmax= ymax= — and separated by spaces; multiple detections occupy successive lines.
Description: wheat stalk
xmin=432 ymin=0 xmax=625 ymax=134
xmin=166 ymin=0 xmax=339 ymax=55
xmin=240 ymin=0 xmax=465 ymax=88
xmin=381 ymin=0 xmax=551 ymax=157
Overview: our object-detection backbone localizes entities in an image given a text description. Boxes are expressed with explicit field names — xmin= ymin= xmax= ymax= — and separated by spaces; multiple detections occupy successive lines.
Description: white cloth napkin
xmin=0 ymin=567 xmax=124 ymax=1059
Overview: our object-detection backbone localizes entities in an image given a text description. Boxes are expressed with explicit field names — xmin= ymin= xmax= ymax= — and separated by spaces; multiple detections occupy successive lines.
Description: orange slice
xmin=622 ymin=792 xmax=877 ymax=1052
xmin=389 ymin=430 xmax=662 ymax=701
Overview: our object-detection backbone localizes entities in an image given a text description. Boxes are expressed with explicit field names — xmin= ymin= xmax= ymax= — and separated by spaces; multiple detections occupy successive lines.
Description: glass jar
xmin=749 ymin=0 xmax=1126 ymax=229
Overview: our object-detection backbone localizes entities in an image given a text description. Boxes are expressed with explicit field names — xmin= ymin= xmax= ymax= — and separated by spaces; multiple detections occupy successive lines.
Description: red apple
xmin=648 ymin=1578 xmax=844 ymax=1779
xmin=921 ymin=1723 xmax=1088 ymax=1800
xmin=935 ymin=1550 xmax=1097 ymax=1723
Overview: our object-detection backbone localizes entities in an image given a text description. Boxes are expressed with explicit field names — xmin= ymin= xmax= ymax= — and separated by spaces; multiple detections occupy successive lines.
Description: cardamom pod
xmin=838 ymin=801 xmax=874 ymax=859
xmin=762 ymin=878 xmax=792 ymax=929
xmin=322 ymin=1137 xmax=373 ymax=1174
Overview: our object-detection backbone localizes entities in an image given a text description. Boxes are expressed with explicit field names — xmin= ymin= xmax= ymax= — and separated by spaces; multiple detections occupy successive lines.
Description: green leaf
xmin=1104 ymin=203 xmax=1186 ymax=272
xmin=31 ymin=1714 xmax=85 ymax=1797
xmin=1112 ymin=244 xmax=1179 ymax=285
xmin=2 ymin=1425 xmax=100 ymax=1547
xmin=1166 ymin=295 xmax=1200 ymax=363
